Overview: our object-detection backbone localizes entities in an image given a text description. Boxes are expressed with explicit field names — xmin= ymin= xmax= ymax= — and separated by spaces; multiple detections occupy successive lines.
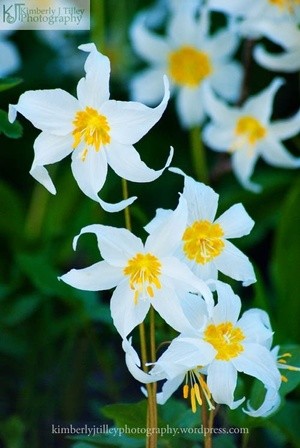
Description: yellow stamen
xmin=204 ymin=322 xmax=245 ymax=361
xmin=182 ymin=220 xmax=224 ymax=265
xmin=281 ymin=375 xmax=288 ymax=382
xmin=191 ymin=387 xmax=197 ymax=413
xmin=194 ymin=383 xmax=203 ymax=406
xmin=232 ymin=116 xmax=266 ymax=154
xmin=183 ymin=384 xmax=189 ymax=399
xmin=168 ymin=46 xmax=212 ymax=87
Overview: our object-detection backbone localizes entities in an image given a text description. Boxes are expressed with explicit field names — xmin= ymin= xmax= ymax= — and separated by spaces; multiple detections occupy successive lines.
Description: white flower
xmin=146 ymin=168 xmax=256 ymax=286
xmin=203 ymin=79 xmax=300 ymax=192
xmin=254 ymin=21 xmax=300 ymax=72
xmin=0 ymin=31 xmax=20 ymax=77
xmin=130 ymin=7 xmax=242 ymax=128
xmin=60 ymin=196 xmax=213 ymax=338
xmin=9 ymin=43 xmax=172 ymax=212
xmin=149 ymin=282 xmax=281 ymax=416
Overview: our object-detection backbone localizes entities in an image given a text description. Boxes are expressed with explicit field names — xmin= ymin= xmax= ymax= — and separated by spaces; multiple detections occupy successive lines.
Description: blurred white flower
xmin=130 ymin=7 xmax=242 ymax=128
xmin=60 ymin=196 xmax=213 ymax=338
xmin=203 ymin=79 xmax=300 ymax=192
xmin=9 ymin=43 xmax=172 ymax=212
xmin=146 ymin=168 xmax=256 ymax=286
xmin=149 ymin=282 xmax=281 ymax=416
xmin=0 ymin=31 xmax=20 ymax=78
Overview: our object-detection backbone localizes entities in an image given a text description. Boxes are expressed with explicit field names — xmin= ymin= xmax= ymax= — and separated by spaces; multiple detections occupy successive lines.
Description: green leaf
xmin=270 ymin=401 xmax=300 ymax=447
xmin=0 ymin=109 xmax=22 ymax=138
xmin=0 ymin=181 xmax=24 ymax=242
xmin=0 ymin=77 xmax=22 ymax=92
xmin=0 ymin=415 xmax=25 ymax=448
xmin=272 ymin=177 xmax=300 ymax=340
xmin=101 ymin=401 xmax=147 ymax=438
xmin=0 ymin=294 xmax=41 ymax=326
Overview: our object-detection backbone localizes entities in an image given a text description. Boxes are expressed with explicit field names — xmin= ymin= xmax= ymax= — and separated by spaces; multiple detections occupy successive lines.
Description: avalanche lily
xmin=60 ymin=196 xmax=213 ymax=338
xmin=146 ymin=169 xmax=256 ymax=285
xmin=148 ymin=282 xmax=282 ymax=416
xmin=130 ymin=7 xmax=242 ymax=128
xmin=203 ymin=79 xmax=300 ymax=192
xmin=9 ymin=43 xmax=172 ymax=212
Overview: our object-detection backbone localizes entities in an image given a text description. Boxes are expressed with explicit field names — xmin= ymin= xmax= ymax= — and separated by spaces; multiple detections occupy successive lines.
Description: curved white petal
xmin=145 ymin=194 xmax=187 ymax=257
xmin=252 ymin=21 xmax=300 ymax=49
xmin=216 ymin=203 xmax=254 ymax=239
xmin=244 ymin=78 xmax=284 ymax=122
xmin=106 ymin=141 xmax=173 ymax=183
xmin=9 ymin=89 xmax=78 ymax=134
xmin=0 ymin=40 xmax=20 ymax=77
xmin=254 ymin=45 xmax=300 ymax=72
xmin=130 ymin=13 xmax=170 ymax=64
xmin=111 ymin=280 xmax=150 ymax=337
xmin=102 ymin=75 xmax=170 ymax=145
xmin=59 ymin=260 xmax=122 ymax=291
xmin=210 ymin=61 xmax=243 ymax=103
xmin=270 ymin=109 xmax=300 ymax=141
xmin=71 ymin=145 xmax=108 ymax=202
xmin=231 ymin=147 xmax=261 ymax=193
xmin=260 ymin=137 xmax=300 ymax=168
xmin=176 ymin=86 xmax=205 ymax=128
xmin=202 ymin=83 xmax=238 ymax=124
xmin=29 ymin=165 xmax=56 ymax=195
xmin=244 ymin=386 xmax=281 ymax=417
xmin=130 ymin=68 xmax=168 ymax=106
xmin=97 ymin=195 xmax=138 ymax=213
xmin=32 ymin=132 xmax=73 ymax=166
xmin=144 ymin=208 xmax=172 ymax=234
xmin=77 ymin=43 xmax=111 ymax=107
xmin=212 ymin=282 xmax=241 ymax=325
xmin=169 ymin=167 xmax=219 ymax=222
xmin=156 ymin=375 xmax=185 ymax=405
xmin=73 ymin=224 xmax=143 ymax=266
xmin=232 ymin=343 xmax=281 ymax=389
xmin=214 ymin=240 xmax=256 ymax=286
xmin=207 ymin=360 xmax=244 ymax=408
xmin=238 ymin=309 xmax=273 ymax=347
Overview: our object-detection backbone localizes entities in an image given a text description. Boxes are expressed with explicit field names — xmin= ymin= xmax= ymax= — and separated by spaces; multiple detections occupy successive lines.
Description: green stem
xmin=25 ymin=183 xmax=50 ymax=241
xmin=91 ymin=0 xmax=105 ymax=50
xmin=189 ymin=126 xmax=208 ymax=184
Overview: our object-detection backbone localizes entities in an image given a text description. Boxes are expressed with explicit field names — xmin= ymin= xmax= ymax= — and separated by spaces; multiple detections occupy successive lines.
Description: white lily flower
xmin=149 ymin=282 xmax=281 ymax=416
xmin=9 ymin=43 xmax=172 ymax=212
xmin=146 ymin=168 xmax=256 ymax=286
xmin=254 ymin=21 xmax=300 ymax=72
xmin=0 ymin=31 xmax=20 ymax=77
xmin=203 ymin=79 xmax=300 ymax=192
xmin=130 ymin=7 xmax=242 ymax=128
xmin=60 ymin=196 xmax=213 ymax=338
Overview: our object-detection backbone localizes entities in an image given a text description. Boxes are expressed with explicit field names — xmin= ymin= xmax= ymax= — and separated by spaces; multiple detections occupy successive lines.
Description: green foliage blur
xmin=0 ymin=1 xmax=300 ymax=447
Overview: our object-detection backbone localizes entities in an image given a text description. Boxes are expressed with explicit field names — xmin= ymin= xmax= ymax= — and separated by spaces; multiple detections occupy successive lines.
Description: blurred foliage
xmin=0 ymin=0 xmax=300 ymax=447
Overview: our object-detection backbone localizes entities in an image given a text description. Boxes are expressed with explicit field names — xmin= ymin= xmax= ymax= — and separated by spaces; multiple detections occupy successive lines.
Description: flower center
xmin=183 ymin=369 xmax=215 ymax=413
xmin=182 ymin=220 xmax=224 ymax=265
xmin=234 ymin=116 xmax=266 ymax=150
xmin=168 ymin=46 xmax=212 ymax=87
xmin=268 ymin=0 xmax=300 ymax=11
xmin=72 ymin=107 xmax=111 ymax=160
xmin=204 ymin=322 xmax=245 ymax=361
xmin=123 ymin=253 xmax=162 ymax=304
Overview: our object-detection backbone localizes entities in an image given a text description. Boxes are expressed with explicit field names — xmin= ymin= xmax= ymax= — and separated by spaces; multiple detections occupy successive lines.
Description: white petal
xmin=252 ymin=21 xmax=300 ymax=49
xmin=254 ymin=45 xmax=300 ymax=72
xmin=210 ymin=61 xmax=243 ymax=103
xmin=202 ymin=83 xmax=238 ymax=124
xmin=130 ymin=13 xmax=170 ymax=64
xmin=32 ymin=132 xmax=73 ymax=166
xmin=244 ymin=386 xmax=281 ymax=418
xmin=59 ymin=261 xmax=122 ymax=291
xmin=0 ymin=40 xmax=20 ymax=77
xmin=270 ymin=109 xmax=300 ymax=141
xmin=260 ymin=137 xmax=300 ymax=168
xmin=111 ymin=280 xmax=150 ymax=337
xmin=98 ymin=195 xmax=138 ymax=213
xmin=212 ymin=282 xmax=241 ymax=325
xmin=77 ymin=43 xmax=110 ymax=107
xmin=144 ymin=208 xmax=172 ymax=234
xmin=232 ymin=343 xmax=281 ymax=389
xmin=176 ymin=86 xmax=205 ymax=128
xmin=169 ymin=167 xmax=219 ymax=222
xmin=181 ymin=292 xmax=208 ymax=330
xmin=188 ymin=259 xmax=219 ymax=282
xmin=102 ymin=75 xmax=169 ymax=145
xmin=244 ymin=78 xmax=284 ymax=122
xmin=9 ymin=89 xmax=78 ymax=134
xmin=214 ymin=240 xmax=256 ymax=286
xmin=207 ymin=360 xmax=243 ymax=408
xmin=130 ymin=68 xmax=168 ymax=106
xmin=202 ymin=123 xmax=234 ymax=152
xmin=145 ymin=195 xmax=187 ymax=257
xmin=156 ymin=375 xmax=185 ymax=405
xmin=29 ymin=165 xmax=56 ymax=195
xmin=106 ymin=141 xmax=173 ymax=183
xmin=71 ymin=146 xmax=108 ymax=202
xmin=205 ymin=28 xmax=240 ymax=59
xmin=238 ymin=309 xmax=273 ymax=346
xmin=73 ymin=224 xmax=143 ymax=267
xmin=216 ymin=203 xmax=254 ymax=239
xmin=231 ymin=148 xmax=261 ymax=193
xmin=167 ymin=8 xmax=207 ymax=46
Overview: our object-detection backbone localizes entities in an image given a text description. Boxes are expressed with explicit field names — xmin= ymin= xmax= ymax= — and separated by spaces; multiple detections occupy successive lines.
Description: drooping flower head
xmin=60 ymin=196 xmax=213 ymax=338
xmin=203 ymin=80 xmax=300 ymax=192
xmin=9 ymin=43 xmax=172 ymax=212
xmin=146 ymin=169 xmax=256 ymax=285
xmin=130 ymin=6 xmax=242 ymax=128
